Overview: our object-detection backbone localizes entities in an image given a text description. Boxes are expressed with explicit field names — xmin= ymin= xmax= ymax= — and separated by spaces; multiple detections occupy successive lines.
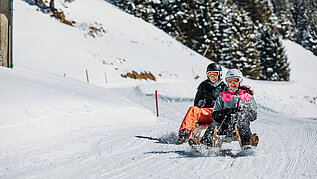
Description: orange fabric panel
xmin=179 ymin=106 xmax=214 ymax=134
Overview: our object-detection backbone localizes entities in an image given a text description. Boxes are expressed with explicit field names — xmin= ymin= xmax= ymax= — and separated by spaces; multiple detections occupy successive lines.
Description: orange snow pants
xmin=179 ymin=106 xmax=214 ymax=136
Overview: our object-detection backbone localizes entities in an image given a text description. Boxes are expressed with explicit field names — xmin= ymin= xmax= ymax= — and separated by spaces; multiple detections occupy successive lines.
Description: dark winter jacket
xmin=194 ymin=79 xmax=228 ymax=108
xmin=211 ymin=86 xmax=257 ymax=123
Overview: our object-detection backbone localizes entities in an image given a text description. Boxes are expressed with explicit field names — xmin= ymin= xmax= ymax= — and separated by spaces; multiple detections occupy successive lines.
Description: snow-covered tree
xmin=288 ymin=0 xmax=317 ymax=55
xmin=205 ymin=1 xmax=232 ymax=62
xmin=228 ymin=6 xmax=261 ymax=79
xmin=258 ymin=28 xmax=290 ymax=81
xmin=110 ymin=0 xmax=292 ymax=81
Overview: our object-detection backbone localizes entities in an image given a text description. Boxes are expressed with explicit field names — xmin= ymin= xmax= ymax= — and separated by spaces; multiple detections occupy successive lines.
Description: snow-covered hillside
xmin=0 ymin=0 xmax=316 ymax=178
xmin=14 ymin=0 xmax=211 ymax=85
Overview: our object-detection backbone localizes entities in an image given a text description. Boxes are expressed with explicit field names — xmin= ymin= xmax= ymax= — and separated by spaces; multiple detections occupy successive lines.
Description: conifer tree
xmin=110 ymin=0 xmax=291 ymax=81
xmin=289 ymin=0 xmax=317 ymax=55
xmin=205 ymin=1 xmax=231 ymax=63
xmin=258 ymin=28 xmax=290 ymax=81
xmin=269 ymin=34 xmax=290 ymax=81
xmin=229 ymin=5 xmax=261 ymax=79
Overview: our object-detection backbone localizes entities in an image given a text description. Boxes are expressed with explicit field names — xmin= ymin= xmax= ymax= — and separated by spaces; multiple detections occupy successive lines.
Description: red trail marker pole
xmin=203 ymin=44 xmax=210 ymax=56
xmin=86 ymin=69 xmax=89 ymax=83
xmin=155 ymin=90 xmax=159 ymax=117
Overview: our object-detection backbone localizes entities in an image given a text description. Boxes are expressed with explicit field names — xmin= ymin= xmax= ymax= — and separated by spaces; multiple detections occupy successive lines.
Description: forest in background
xmin=107 ymin=0 xmax=316 ymax=81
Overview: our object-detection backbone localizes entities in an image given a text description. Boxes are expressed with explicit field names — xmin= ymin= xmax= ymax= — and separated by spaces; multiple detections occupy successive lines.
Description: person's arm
xmin=194 ymin=84 xmax=205 ymax=107
xmin=246 ymin=96 xmax=257 ymax=121
xmin=239 ymin=96 xmax=257 ymax=122
xmin=211 ymin=95 xmax=225 ymax=123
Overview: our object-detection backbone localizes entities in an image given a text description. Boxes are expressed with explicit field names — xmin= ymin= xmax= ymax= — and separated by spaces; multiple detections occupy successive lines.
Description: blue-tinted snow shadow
xmin=257 ymin=104 xmax=279 ymax=114
xmin=133 ymin=86 xmax=194 ymax=103
xmin=136 ymin=134 xmax=254 ymax=158
xmin=21 ymin=0 xmax=36 ymax=5
xmin=144 ymin=150 xmax=203 ymax=158
xmin=135 ymin=132 xmax=179 ymax=145
xmin=21 ymin=0 xmax=51 ymax=13
xmin=144 ymin=148 xmax=254 ymax=158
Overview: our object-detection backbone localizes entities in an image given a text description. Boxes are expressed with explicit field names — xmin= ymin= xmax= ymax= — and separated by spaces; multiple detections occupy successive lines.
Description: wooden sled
xmin=188 ymin=121 xmax=243 ymax=151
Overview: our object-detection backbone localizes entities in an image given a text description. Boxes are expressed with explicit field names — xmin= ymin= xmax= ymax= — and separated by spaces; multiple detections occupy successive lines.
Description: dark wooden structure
xmin=0 ymin=0 xmax=12 ymax=68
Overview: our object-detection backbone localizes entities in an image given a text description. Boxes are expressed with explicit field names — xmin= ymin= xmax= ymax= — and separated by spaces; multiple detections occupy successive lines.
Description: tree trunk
xmin=50 ymin=0 xmax=56 ymax=12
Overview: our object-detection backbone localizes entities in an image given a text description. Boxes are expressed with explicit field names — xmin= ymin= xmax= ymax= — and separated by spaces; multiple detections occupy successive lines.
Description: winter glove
xmin=223 ymin=108 xmax=239 ymax=117
xmin=223 ymin=108 xmax=232 ymax=117
xmin=222 ymin=108 xmax=240 ymax=122
xmin=197 ymin=99 xmax=206 ymax=108
xmin=211 ymin=111 xmax=225 ymax=123
xmin=231 ymin=107 xmax=240 ymax=114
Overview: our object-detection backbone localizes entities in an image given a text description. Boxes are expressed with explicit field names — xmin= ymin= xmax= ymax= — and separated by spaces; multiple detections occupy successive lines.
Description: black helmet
xmin=206 ymin=63 xmax=222 ymax=72
xmin=206 ymin=63 xmax=222 ymax=78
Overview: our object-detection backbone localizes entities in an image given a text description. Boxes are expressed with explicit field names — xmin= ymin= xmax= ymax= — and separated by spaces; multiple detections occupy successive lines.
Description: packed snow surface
xmin=0 ymin=0 xmax=316 ymax=178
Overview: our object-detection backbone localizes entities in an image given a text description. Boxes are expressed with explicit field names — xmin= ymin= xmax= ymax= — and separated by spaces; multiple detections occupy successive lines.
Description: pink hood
xmin=221 ymin=89 xmax=253 ymax=104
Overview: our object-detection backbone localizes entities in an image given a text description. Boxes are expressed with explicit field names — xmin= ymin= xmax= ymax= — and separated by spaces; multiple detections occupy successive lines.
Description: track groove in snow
xmin=281 ymin=120 xmax=317 ymax=178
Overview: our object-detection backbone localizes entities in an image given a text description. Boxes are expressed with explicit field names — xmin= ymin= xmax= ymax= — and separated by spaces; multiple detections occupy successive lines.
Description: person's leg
xmin=200 ymin=122 xmax=219 ymax=146
xmin=178 ymin=106 xmax=201 ymax=143
xmin=179 ymin=106 xmax=203 ymax=132
xmin=237 ymin=121 xmax=252 ymax=146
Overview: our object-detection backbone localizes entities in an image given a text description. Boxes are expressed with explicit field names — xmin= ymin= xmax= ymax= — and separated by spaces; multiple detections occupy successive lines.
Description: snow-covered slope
xmin=0 ymin=0 xmax=316 ymax=178
xmin=14 ymin=0 xmax=210 ymax=85
xmin=0 ymin=67 xmax=155 ymax=149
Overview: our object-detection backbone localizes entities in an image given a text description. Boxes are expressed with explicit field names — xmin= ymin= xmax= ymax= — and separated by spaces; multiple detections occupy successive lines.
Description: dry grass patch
xmin=51 ymin=10 xmax=76 ymax=26
xmin=121 ymin=71 xmax=156 ymax=81
xmin=87 ymin=25 xmax=106 ymax=38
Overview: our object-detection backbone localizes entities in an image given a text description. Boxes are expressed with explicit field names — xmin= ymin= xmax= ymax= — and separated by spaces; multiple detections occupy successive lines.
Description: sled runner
xmin=187 ymin=121 xmax=211 ymax=152
xmin=189 ymin=121 xmax=211 ymax=142
xmin=188 ymin=120 xmax=259 ymax=152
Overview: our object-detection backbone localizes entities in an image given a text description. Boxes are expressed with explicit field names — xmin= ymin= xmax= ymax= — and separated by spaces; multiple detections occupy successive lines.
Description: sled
xmin=189 ymin=124 xmax=259 ymax=152
xmin=188 ymin=120 xmax=245 ymax=151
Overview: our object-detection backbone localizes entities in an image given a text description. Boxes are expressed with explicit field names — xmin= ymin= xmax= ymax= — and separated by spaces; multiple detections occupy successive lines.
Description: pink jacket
xmin=213 ymin=88 xmax=257 ymax=122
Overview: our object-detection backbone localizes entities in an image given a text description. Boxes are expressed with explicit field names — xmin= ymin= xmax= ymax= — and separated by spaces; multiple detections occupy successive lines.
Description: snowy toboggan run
xmin=0 ymin=0 xmax=317 ymax=178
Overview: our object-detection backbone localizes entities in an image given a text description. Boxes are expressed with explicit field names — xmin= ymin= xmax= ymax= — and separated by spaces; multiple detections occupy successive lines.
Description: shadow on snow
xmin=144 ymin=148 xmax=254 ymax=159
xmin=135 ymin=134 xmax=254 ymax=158
xmin=135 ymin=132 xmax=179 ymax=145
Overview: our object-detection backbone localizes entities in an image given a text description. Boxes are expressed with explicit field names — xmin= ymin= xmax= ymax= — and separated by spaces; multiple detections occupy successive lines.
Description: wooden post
xmin=0 ymin=0 xmax=12 ymax=68
xmin=86 ymin=69 xmax=89 ymax=83
xmin=9 ymin=0 xmax=12 ymax=68
xmin=155 ymin=90 xmax=159 ymax=117
xmin=203 ymin=44 xmax=210 ymax=56
xmin=104 ymin=72 xmax=108 ymax=84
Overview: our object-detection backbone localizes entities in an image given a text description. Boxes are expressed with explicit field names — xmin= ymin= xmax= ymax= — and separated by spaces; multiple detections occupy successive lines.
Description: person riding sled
xmin=177 ymin=63 xmax=228 ymax=144
xmin=200 ymin=69 xmax=259 ymax=148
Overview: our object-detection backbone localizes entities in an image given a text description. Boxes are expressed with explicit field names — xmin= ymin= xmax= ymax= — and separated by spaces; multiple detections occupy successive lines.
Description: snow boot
xmin=188 ymin=138 xmax=208 ymax=152
xmin=200 ymin=122 xmax=219 ymax=147
xmin=177 ymin=129 xmax=189 ymax=144
xmin=250 ymin=133 xmax=259 ymax=147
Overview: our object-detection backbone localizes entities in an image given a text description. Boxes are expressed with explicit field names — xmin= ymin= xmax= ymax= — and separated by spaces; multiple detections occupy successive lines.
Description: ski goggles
xmin=227 ymin=78 xmax=241 ymax=84
xmin=206 ymin=71 xmax=219 ymax=77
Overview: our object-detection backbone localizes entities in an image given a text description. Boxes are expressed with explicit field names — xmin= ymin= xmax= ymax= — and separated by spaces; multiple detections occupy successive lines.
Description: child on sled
xmin=200 ymin=69 xmax=259 ymax=147
xmin=177 ymin=63 xmax=228 ymax=143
